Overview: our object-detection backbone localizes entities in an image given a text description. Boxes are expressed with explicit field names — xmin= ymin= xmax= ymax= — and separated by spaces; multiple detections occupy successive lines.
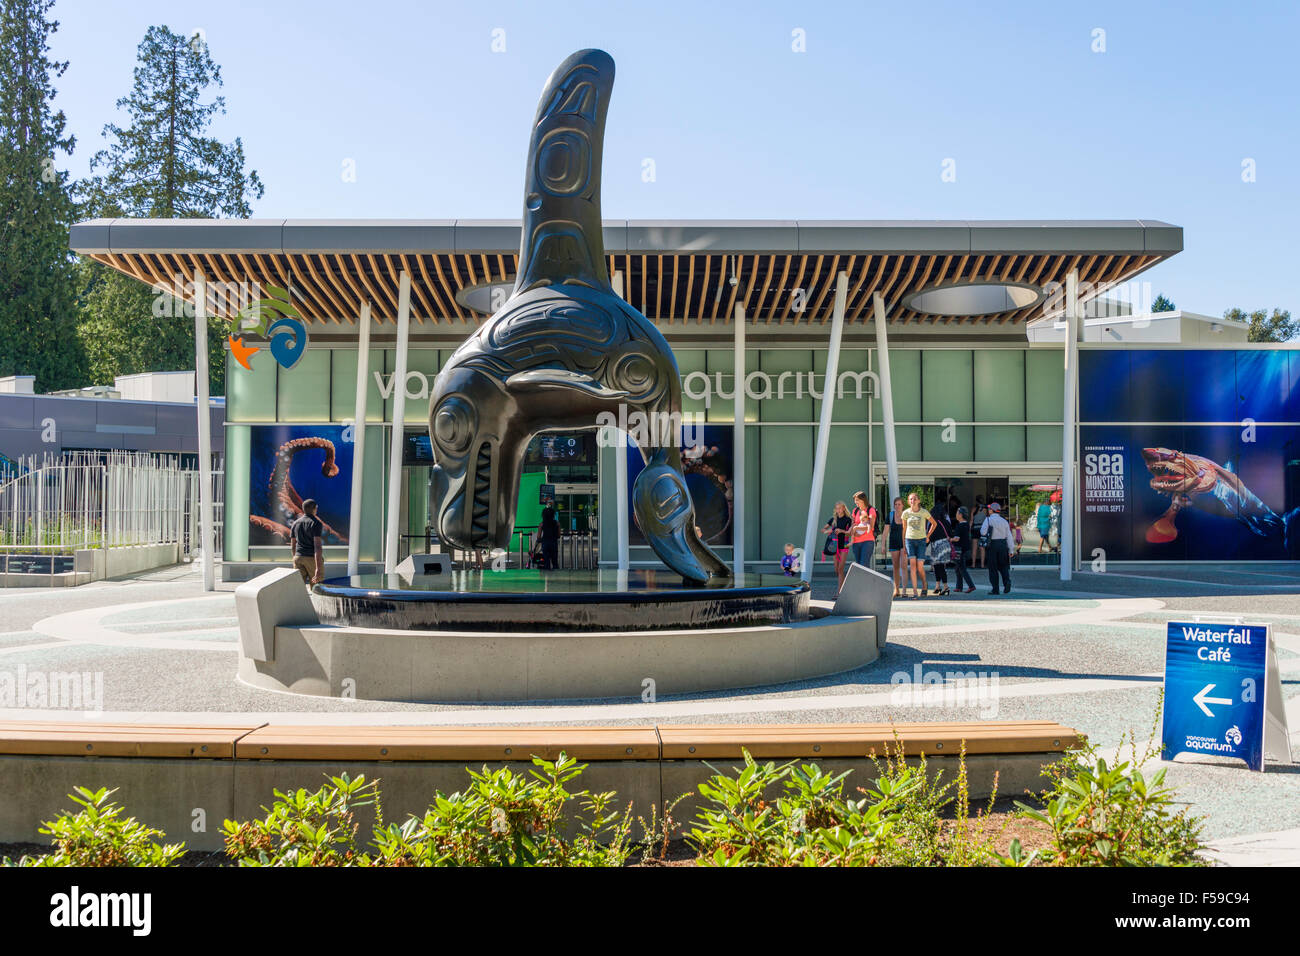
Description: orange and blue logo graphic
xmin=229 ymin=286 xmax=308 ymax=371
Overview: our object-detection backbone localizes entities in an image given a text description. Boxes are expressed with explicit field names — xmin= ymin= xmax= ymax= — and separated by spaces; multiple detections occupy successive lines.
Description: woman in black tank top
xmin=887 ymin=497 xmax=904 ymax=598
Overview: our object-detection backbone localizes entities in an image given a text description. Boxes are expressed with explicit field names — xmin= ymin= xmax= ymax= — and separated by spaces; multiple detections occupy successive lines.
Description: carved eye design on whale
xmin=610 ymin=350 xmax=664 ymax=403
xmin=432 ymin=396 xmax=476 ymax=457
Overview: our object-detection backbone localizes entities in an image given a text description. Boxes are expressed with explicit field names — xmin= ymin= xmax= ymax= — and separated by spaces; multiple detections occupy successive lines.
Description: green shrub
xmin=223 ymin=754 xmax=634 ymax=867
xmin=223 ymin=772 xmax=378 ymax=866
xmin=688 ymin=743 xmax=1005 ymax=867
xmin=687 ymin=751 xmax=923 ymax=866
xmin=3 ymin=786 xmax=184 ymax=867
xmin=1014 ymin=719 xmax=1207 ymax=867
xmin=368 ymin=753 xmax=634 ymax=867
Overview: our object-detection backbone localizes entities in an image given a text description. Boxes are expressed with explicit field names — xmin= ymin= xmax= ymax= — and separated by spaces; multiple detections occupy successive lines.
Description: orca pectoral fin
xmin=506 ymin=369 xmax=629 ymax=400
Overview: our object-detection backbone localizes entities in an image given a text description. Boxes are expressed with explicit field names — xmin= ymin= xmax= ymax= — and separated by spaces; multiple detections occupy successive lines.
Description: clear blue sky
xmin=49 ymin=0 xmax=1298 ymax=317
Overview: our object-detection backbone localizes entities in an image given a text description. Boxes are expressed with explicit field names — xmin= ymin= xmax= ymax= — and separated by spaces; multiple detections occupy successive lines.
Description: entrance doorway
xmin=873 ymin=466 xmax=1062 ymax=568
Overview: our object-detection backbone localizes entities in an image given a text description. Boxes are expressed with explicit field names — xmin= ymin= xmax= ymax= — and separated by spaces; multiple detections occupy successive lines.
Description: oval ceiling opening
xmin=905 ymin=282 xmax=1043 ymax=317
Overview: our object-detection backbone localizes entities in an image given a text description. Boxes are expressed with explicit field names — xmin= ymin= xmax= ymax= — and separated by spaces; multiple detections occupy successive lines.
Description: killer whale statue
xmin=426 ymin=49 xmax=731 ymax=583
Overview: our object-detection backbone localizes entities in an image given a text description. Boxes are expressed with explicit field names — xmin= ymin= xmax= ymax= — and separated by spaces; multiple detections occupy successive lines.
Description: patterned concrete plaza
xmin=1 ymin=562 xmax=1297 ymax=853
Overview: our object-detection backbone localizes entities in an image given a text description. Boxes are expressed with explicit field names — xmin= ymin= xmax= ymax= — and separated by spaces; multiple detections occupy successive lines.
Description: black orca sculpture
xmin=427 ymin=49 xmax=731 ymax=583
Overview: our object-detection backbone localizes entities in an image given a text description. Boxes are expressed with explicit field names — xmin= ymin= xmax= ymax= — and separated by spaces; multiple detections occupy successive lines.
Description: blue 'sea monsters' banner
xmin=1162 ymin=621 xmax=1269 ymax=771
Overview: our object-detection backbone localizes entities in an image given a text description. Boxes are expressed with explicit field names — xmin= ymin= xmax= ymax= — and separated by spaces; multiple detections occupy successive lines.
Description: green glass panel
xmin=223 ymin=425 xmax=250 ymax=560
xmin=704 ymin=348 xmax=758 ymax=423
xmin=1026 ymin=348 xmax=1064 ymax=422
xmin=277 ymin=349 xmax=331 ymax=421
xmin=226 ymin=349 xmax=277 ymax=422
xmin=813 ymin=348 xmax=872 ymax=423
xmin=975 ymin=425 xmax=1026 ymax=461
xmin=922 ymin=423 xmax=973 ymax=460
xmin=759 ymin=426 xmax=812 ymax=560
xmin=407 ymin=347 xmax=440 ymax=378
xmin=758 ymin=350 xmax=813 ymax=422
xmin=358 ymin=425 xmax=386 ymax=561
xmin=920 ymin=350 xmax=973 ymax=423
xmin=871 ymin=424 xmax=922 ymax=461
xmin=330 ymin=348 xmax=387 ymax=423
xmin=872 ymin=349 xmax=921 ymax=422
xmin=821 ymin=424 xmax=871 ymax=516
xmin=973 ymin=351 xmax=1026 ymax=422
xmin=1027 ymin=424 xmax=1064 ymax=462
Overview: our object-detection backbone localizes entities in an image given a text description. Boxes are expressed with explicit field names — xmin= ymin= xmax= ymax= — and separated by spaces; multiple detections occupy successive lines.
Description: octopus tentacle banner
xmin=248 ymin=425 xmax=352 ymax=548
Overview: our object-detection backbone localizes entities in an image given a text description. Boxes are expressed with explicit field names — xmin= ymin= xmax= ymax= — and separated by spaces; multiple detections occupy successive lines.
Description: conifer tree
xmin=79 ymin=25 xmax=265 ymax=395
xmin=0 ymin=0 xmax=82 ymax=391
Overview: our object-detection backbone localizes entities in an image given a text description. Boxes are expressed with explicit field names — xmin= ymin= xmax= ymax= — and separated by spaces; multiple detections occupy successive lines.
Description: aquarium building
xmin=68 ymin=217 xmax=1300 ymax=587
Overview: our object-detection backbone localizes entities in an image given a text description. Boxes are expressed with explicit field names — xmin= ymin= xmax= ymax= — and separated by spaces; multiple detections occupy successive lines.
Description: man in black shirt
xmin=290 ymin=499 xmax=325 ymax=585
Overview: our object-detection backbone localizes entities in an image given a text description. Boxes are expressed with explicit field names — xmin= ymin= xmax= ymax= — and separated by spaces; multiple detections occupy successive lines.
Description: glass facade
xmin=223 ymin=339 xmax=1299 ymax=573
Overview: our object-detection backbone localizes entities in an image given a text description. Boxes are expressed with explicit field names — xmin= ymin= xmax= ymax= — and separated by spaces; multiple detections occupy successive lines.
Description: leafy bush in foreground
xmin=1012 ymin=725 xmax=1206 ymax=867
xmin=3 ymin=786 xmax=184 ymax=867
xmin=223 ymin=755 xmax=634 ymax=867
xmin=687 ymin=741 xmax=1002 ymax=867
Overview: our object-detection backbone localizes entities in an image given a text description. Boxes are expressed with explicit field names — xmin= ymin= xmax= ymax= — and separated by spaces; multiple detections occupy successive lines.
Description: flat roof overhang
xmin=70 ymin=218 xmax=1181 ymax=327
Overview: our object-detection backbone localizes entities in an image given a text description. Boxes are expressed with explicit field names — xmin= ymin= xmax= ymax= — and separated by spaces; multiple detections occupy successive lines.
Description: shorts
xmin=293 ymin=555 xmax=317 ymax=584
xmin=905 ymin=538 xmax=927 ymax=559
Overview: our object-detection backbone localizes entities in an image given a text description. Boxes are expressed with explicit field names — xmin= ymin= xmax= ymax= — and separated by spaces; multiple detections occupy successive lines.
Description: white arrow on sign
xmin=1193 ymin=683 xmax=1234 ymax=718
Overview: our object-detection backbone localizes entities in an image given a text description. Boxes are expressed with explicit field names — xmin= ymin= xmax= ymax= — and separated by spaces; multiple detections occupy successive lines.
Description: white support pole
xmin=612 ymin=270 xmax=629 ymax=572
xmin=1060 ymin=268 xmax=1080 ymax=582
xmin=733 ymin=302 xmax=746 ymax=576
xmin=801 ymin=272 xmax=849 ymax=583
xmin=193 ymin=268 xmax=215 ymax=591
xmin=872 ymin=291 xmax=900 ymax=508
xmin=384 ymin=272 xmax=411 ymax=573
xmin=346 ymin=302 xmax=372 ymax=576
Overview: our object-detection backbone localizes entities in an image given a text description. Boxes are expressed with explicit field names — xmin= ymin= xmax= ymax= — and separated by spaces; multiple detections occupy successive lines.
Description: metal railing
xmin=0 ymin=451 xmax=223 ymax=557
xmin=421 ymin=528 xmax=600 ymax=570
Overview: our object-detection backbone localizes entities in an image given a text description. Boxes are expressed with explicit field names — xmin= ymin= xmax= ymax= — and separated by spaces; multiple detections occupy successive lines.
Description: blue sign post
xmin=1162 ymin=620 xmax=1291 ymax=771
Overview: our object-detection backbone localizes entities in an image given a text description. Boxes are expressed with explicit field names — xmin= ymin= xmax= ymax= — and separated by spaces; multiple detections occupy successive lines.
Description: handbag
xmin=927 ymin=538 xmax=952 ymax=565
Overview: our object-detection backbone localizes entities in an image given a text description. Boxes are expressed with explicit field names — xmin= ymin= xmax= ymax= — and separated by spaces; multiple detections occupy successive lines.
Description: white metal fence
xmin=0 ymin=451 xmax=223 ymax=556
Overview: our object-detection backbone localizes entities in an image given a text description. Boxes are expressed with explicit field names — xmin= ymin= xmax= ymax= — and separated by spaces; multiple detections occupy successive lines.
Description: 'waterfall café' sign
xmin=1161 ymin=619 xmax=1291 ymax=772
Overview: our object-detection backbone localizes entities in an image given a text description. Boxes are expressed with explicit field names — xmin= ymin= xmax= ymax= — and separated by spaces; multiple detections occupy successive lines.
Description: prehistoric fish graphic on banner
xmin=1141 ymin=446 xmax=1299 ymax=549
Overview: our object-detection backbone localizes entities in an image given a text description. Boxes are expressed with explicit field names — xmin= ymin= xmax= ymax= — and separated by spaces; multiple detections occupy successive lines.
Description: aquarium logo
xmin=229 ymin=285 xmax=308 ymax=372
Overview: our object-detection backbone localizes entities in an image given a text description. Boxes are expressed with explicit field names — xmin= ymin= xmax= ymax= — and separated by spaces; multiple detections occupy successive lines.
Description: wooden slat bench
xmin=234 ymin=725 xmax=661 ymax=761
xmin=656 ymin=721 xmax=1082 ymax=759
xmin=0 ymin=721 xmax=265 ymax=759
xmin=0 ymin=719 xmax=1082 ymax=762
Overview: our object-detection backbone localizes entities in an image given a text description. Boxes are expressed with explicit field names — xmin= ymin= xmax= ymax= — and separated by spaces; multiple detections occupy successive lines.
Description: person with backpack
xmin=979 ymin=502 xmax=1013 ymax=595
xmin=821 ymin=501 xmax=853 ymax=590
xmin=849 ymin=491 xmax=878 ymax=571
xmin=928 ymin=506 xmax=954 ymax=595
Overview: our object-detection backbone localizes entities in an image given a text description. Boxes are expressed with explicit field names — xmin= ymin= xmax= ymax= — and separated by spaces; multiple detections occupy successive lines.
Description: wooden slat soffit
xmin=91 ymin=250 xmax=1161 ymax=327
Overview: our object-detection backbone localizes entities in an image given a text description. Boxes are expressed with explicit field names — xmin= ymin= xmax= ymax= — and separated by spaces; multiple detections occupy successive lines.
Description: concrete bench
xmin=0 ymin=719 xmax=1082 ymax=851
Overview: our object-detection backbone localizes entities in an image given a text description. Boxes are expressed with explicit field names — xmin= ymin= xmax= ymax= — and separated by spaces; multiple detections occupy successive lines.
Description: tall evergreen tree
xmin=0 ymin=0 xmax=83 ymax=391
xmin=79 ymin=25 xmax=265 ymax=395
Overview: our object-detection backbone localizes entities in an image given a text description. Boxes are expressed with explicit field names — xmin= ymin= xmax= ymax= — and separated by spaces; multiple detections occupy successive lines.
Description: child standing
xmin=780 ymin=542 xmax=800 ymax=577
